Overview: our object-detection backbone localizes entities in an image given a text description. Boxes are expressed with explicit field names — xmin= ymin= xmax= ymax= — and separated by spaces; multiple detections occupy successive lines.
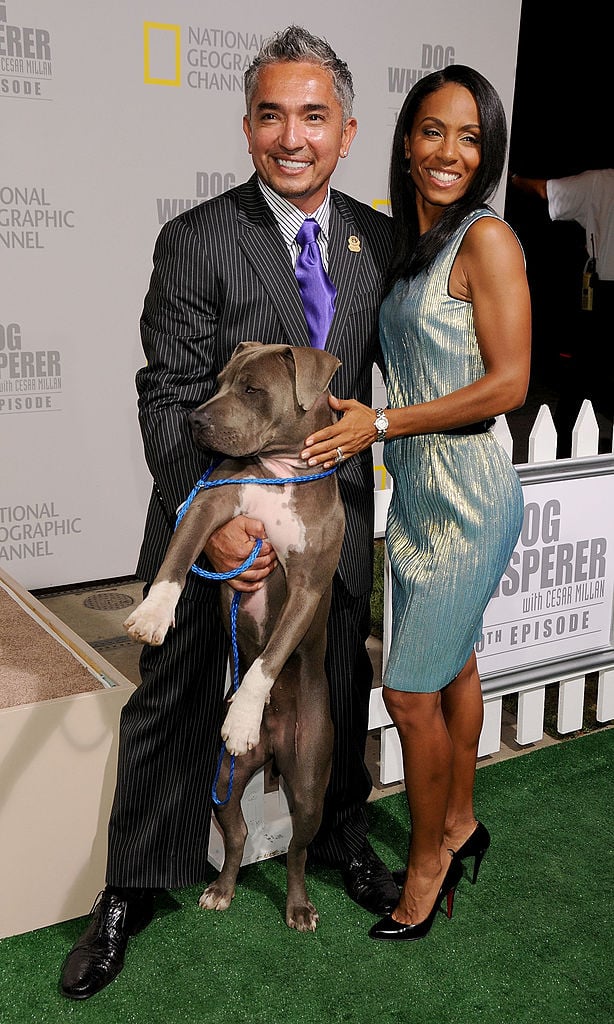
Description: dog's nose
xmin=189 ymin=408 xmax=210 ymax=444
xmin=189 ymin=406 xmax=208 ymax=430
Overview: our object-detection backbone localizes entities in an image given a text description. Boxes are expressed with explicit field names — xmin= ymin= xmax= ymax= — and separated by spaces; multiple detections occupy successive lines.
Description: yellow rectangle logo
xmin=144 ymin=22 xmax=181 ymax=86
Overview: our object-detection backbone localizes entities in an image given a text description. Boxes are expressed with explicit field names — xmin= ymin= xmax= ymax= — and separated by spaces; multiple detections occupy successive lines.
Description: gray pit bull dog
xmin=124 ymin=342 xmax=345 ymax=932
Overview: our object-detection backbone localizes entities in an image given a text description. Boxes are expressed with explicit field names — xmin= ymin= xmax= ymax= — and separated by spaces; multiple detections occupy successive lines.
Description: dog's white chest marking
xmin=235 ymin=482 xmax=307 ymax=558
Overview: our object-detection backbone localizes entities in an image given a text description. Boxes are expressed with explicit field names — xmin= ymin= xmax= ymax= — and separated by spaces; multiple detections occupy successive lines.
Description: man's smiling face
xmin=243 ymin=61 xmax=357 ymax=214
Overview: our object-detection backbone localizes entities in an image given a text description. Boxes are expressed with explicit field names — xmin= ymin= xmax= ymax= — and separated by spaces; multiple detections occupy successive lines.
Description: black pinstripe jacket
xmin=135 ymin=173 xmax=392 ymax=598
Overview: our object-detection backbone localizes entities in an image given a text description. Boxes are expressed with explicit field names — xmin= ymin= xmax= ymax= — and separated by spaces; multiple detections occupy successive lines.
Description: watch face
xmin=375 ymin=411 xmax=388 ymax=439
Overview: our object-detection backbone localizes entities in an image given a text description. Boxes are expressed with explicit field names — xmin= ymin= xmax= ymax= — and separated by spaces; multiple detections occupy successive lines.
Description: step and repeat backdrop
xmin=1 ymin=0 xmax=522 ymax=589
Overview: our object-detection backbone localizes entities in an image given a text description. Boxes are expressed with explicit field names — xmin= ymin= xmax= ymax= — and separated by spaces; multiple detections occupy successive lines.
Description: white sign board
xmin=478 ymin=456 xmax=614 ymax=690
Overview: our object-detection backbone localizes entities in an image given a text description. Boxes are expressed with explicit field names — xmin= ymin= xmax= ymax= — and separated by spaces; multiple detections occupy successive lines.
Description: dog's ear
xmin=232 ymin=341 xmax=263 ymax=358
xmin=288 ymin=348 xmax=342 ymax=410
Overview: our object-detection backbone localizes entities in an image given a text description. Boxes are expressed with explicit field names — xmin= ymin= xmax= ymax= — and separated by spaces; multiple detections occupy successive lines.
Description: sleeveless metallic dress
xmin=379 ymin=209 xmax=524 ymax=692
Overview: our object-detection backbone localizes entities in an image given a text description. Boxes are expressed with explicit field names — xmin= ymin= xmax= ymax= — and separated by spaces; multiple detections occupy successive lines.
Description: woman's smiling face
xmin=405 ymin=81 xmax=482 ymax=224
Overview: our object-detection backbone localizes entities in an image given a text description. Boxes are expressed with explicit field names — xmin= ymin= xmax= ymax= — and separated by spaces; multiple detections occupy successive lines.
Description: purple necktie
xmin=295 ymin=219 xmax=337 ymax=349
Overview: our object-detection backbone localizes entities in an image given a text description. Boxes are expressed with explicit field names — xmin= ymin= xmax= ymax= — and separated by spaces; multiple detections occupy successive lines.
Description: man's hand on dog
xmin=205 ymin=515 xmax=278 ymax=592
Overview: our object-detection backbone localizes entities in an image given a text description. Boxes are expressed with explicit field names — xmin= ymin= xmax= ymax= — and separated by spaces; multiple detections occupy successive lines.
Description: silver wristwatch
xmin=374 ymin=407 xmax=389 ymax=442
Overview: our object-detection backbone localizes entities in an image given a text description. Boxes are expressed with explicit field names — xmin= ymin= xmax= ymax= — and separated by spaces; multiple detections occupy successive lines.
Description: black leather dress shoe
xmin=59 ymin=888 xmax=155 ymax=1000
xmin=340 ymin=842 xmax=399 ymax=915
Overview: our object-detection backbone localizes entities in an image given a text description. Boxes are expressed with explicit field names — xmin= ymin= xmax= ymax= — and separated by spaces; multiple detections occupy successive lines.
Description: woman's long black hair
xmin=386 ymin=64 xmax=508 ymax=293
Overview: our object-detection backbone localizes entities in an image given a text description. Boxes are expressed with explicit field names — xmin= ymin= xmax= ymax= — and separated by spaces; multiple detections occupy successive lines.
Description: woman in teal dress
xmin=301 ymin=65 xmax=531 ymax=941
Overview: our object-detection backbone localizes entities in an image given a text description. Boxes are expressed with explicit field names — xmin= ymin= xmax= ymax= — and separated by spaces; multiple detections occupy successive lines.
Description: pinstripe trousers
xmin=106 ymin=574 xmax=374 ymax=888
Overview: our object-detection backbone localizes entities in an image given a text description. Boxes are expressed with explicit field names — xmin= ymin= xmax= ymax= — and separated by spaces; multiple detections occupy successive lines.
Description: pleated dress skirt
xmin=382 ymin=429 xmax=524 ymax=692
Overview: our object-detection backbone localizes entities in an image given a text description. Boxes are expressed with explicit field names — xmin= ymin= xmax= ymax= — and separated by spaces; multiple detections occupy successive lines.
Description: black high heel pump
xmin=392 ymin=822 xmax=491 ymax=889
xmin=369 ymin=858 xmax=462 ymax=942
xmin=453 ymin=821 xmax=490 ymax=884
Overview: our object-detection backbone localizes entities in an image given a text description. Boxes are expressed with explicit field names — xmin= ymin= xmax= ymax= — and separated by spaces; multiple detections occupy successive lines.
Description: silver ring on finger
xmin=335 ymin=446 xmax=344 ymax=464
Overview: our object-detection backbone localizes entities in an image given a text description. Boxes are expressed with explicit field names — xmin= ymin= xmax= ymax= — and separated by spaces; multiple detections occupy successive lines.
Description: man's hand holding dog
xmin=205 ymin=515 xmax=277 ymax=592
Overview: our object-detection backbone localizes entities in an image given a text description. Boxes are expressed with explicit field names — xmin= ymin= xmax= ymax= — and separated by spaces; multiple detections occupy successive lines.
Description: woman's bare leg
xmin=441 ymin=651 xmax=484 ymax=851
xmin=383 ymin=687 xmax=453 ymax=925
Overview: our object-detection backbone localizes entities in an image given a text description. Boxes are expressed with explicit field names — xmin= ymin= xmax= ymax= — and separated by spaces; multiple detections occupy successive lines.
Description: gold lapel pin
xmin=348 ymin=235 xmax=361 ymax=253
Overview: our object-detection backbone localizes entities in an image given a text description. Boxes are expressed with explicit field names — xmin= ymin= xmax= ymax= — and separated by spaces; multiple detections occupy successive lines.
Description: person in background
xmin=59 ymin=25 xmax=398 ymax=1001
xmin=510 ymin=169 xmax=614 ymax=455
xmin=301 ymin=64 xmax=531 ymax=941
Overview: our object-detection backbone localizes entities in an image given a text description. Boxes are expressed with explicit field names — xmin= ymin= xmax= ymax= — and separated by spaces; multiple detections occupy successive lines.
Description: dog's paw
xmin=221 ymin=661 xmax=272 ymax=754
xmin=217 ymin=663 xmax=270 ymax=753
xmin=287 ymin=899 xmax=319 ymax=933
xmin=221 ymin=696 xmax=263 ymax=755
xmin=123 ymin=582 xmax=180 ymax=646
xmin=123 ymin=604 xmax=172 ymax=646
xmin=199 ymin=881 xmax=234 ymax=912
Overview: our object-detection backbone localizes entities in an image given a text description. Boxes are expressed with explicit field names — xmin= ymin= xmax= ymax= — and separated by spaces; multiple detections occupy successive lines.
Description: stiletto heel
xmin=369 ymin=858 xmax=462 ymax=942
xmin=470 ymin=848 xmax=486 ymax=884
xmin=453 ymin=821 xmax=490 ymax=884
xmin=446 ymin=885 xmax=455 ymax=918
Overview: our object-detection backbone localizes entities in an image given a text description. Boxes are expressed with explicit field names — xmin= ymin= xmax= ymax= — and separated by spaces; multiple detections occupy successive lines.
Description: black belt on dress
xmin=444 ymin=418 xmax=496 ymax=435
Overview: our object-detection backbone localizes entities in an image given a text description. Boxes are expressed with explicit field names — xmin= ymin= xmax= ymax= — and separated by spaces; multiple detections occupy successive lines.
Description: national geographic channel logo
xmin=388 ymin=42 xmax=456 ymax=95
xmin=0 ymin=1 xmax=53 ymax=100
xmin=0 ymin=322 xmax=63 ymax=415
xmin=0 ymin=501 xmax=82 ymax=565
xmin=143 ymin=22 xmax=264 ymax=92
xmin=0 ymin=184 xmax=75 ymax=250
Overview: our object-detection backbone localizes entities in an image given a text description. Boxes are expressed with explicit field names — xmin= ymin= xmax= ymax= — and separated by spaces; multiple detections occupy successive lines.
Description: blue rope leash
xmin=210 ymin=590 xmax=242 ymax=806
xmin=174 ymin=460 xmax=337 ymax=806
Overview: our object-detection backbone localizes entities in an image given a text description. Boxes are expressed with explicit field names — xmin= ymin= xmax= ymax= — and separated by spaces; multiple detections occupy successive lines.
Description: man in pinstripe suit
xmin=60 ymin=25 xmax=397 ymax=1000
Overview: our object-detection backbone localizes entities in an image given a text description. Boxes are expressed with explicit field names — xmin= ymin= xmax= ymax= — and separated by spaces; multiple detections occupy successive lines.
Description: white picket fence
xmin=368 ymin=399 xmax=614 ymax=784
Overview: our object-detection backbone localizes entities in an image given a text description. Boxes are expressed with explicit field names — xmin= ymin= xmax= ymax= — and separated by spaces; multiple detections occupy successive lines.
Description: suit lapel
xmin=237 ymin=177 xmax=310 ymax=346
xmin=235 ymin=179 xmax=368 ymax=353
xmin=326 ymin=192 xmax=365 ymax=355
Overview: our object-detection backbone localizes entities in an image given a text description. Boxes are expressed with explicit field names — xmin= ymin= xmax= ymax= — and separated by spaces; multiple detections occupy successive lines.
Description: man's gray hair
xmin=244 ymin=25 xmax=355 ymax=122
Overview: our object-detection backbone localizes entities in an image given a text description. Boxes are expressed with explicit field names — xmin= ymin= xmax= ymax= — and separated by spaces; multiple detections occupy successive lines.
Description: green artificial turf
xmin=1 ymin=729 xmax=612 ymax=1024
